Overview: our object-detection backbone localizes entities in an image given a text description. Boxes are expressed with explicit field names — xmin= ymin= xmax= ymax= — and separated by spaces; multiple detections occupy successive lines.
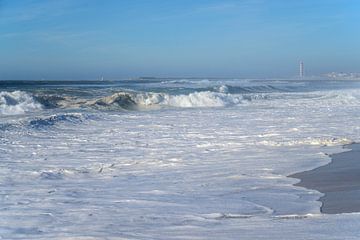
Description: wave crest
xmin=0 ymin=91 xmax=42 ymax=115
xmin=89 ymin=92 xmax=138 ymax=110
xmin=122 ymin=91 xmax=244 ymax=108
xmin=1 ymin=89 xmax=276 ymax=113
xmin=47 ymin=91 xmax=245 ymax=110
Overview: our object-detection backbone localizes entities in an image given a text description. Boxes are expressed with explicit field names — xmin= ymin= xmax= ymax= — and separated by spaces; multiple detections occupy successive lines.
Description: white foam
xmin=215 ymin=85 xmax=229 ymax=93
xmin=54 ymin=91 xmax=245 ymax=110
xmin=134 ymin=91 xmax=243 ymax=108
xmin=0 ymin=91 xmax=42 ymax=115
xmin=258 ymin=137 xmax=353 ymax=147
xmin=3 ymin=84 xmax=360 ymax=239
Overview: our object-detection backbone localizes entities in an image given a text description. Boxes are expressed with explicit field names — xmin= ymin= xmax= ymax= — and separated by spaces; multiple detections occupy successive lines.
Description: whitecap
xmin=0 ymin=91 xmax=42 ymax=115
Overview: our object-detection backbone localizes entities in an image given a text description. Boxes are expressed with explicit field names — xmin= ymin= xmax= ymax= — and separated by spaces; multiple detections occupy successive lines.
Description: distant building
xmin=325 ymin=72 xmax=360 ymax=80
xmin=299 ymin=61 xmax=304 ymax=78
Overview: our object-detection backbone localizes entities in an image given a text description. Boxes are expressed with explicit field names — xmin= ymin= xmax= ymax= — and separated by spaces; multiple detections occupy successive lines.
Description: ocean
xmin=1 ymin=78 xmax=360 ymax=239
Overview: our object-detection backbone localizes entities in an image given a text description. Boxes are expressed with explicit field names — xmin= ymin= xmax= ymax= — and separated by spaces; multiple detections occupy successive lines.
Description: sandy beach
xmin=290 ymin=144 xmax=360 ymax=214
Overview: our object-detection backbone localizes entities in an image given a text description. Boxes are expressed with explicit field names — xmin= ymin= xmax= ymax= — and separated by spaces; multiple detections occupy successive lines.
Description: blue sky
xmin=0 ymin=0 xmax=359 ymax=79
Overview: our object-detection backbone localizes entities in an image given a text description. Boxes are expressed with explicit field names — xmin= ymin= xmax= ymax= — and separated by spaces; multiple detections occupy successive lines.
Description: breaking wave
xmin=0 ymin=91 xmax=42 ymax=115
xmin=3 ymin=87 xmax=359 ymax=114
xmin=34 ymin=91 xmax=246 ymax=110
xmin=34 ymin=94 xmax=72 ymax=108
xmin=128 ymin=91 xmax=244 ymax=108
xmin=1 ymin=90 xmax=246 ymax=114
xmin=78 ymin=91 xmax=245 ymax=109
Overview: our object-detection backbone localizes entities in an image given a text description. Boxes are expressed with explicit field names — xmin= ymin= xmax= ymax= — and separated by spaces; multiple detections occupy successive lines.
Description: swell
xmin=2 ymin=88 xmax=360 ymax=116
xmin=212 ymin=84 xmax=288 ymax=94
xmin=0 ymin=81 xmax=303 ymax=115
xmin=2 ymin=90 xmax=247 ymax=112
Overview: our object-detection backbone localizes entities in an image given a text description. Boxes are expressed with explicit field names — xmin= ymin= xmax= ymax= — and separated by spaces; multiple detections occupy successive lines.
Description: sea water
xmin=1 ymin=79 xmax=360 ymax=239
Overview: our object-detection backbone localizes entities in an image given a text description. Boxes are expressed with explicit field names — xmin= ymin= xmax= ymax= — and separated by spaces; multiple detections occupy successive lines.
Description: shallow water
xmin=291 ymin=144 xmax=360 ymax=214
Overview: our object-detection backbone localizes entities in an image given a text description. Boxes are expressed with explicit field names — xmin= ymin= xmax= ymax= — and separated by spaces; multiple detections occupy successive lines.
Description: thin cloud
xmin=149 ymin=0 xmax=264 ymax=22
xmin=0 ymin=29 xmax=96 ymax=45
xmin=0 ymin=0 xmax=87 ymax=23
xmin=194 ymin=0 xmax=263 ymax=14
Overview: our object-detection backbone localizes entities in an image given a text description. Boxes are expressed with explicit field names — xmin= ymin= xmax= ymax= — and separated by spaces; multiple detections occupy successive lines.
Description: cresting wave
xmin=118 ymin=91 xmax=244 ymax=108
xmin=127 ymin=89 xmax=360 ymax=109
xmin=72 ymin=91 xmax=245 ymax=109
xmin=1 ymin=90 xmax=246 ymax=114
xmin=3 ymin=88 xmax=360 ymax=115
xmin=0 ymin=91 xmax=42 ymax=115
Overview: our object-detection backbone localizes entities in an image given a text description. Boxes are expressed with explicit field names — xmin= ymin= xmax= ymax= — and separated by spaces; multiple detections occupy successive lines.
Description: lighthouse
xmin=299 ymin=61 xmax=304 ymax=78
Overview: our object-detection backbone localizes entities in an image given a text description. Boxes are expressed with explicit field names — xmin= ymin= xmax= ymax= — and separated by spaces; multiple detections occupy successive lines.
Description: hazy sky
xmin=0 ymin=0 xmax=359 ymax=79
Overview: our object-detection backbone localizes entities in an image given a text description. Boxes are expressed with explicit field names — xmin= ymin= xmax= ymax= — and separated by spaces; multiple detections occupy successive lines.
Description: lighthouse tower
xmin=299 ymin=61 xmax=304 ymax=78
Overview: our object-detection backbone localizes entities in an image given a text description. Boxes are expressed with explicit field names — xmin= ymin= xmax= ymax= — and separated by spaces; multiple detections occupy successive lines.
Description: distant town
xmin=324 ymin=72 xmax=360 ymax=80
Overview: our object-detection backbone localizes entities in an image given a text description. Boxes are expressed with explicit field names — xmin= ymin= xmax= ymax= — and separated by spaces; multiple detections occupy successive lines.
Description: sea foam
xmin=0 ymin=91 xmax=42 ymax=115
xmin=133 ymin=91 xmax=244 ymax=108
xmin=2 ymin=79 xmax=360 ymax=239
xmin=54 ymin=91 xmax=245 ymax=110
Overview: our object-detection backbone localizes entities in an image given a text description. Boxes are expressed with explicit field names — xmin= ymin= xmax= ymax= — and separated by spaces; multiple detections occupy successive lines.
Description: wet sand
xmin=290 ymin=144 xmax=360 ymax=214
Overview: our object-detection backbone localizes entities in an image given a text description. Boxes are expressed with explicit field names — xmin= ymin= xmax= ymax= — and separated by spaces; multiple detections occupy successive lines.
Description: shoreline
xmin=289 ymin=143 xmax=360 ymax=214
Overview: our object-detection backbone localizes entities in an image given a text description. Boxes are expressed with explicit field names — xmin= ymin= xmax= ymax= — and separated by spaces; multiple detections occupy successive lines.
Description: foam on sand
xmin=290 ymin=143 xmax=360 ymax=214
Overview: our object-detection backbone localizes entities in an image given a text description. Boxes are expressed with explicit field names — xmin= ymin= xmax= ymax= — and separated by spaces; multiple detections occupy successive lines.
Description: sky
xmin=0 ymin=0 xmax=359 ymax=80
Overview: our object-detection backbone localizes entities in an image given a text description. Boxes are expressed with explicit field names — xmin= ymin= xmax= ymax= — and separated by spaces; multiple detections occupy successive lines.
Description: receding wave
xmin=0 ymin=91 xmax=42 ymax=115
